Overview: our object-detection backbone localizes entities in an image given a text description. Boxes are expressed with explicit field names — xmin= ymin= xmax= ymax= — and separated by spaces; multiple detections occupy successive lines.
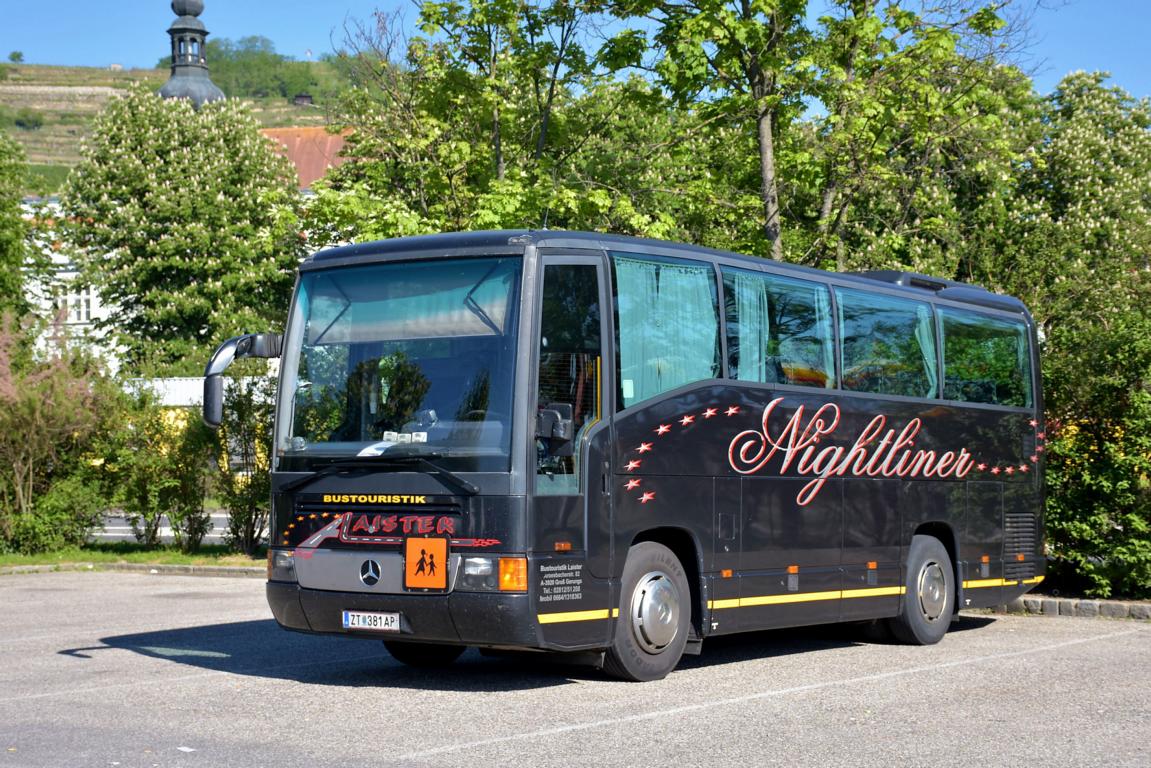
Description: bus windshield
xmin=274 ymin=256 xmax=522 ymax=472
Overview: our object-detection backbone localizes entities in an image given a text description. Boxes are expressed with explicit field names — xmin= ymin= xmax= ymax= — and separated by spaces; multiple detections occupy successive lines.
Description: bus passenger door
xmin=531 ymin=254 xmax=614 ymax=648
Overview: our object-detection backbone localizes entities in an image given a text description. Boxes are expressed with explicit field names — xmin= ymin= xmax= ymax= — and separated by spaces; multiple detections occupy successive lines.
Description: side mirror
xmin=203 ymin=333 xmax=282 ymax=428
xmin=536 ymin=402 xmax=574 ymax=458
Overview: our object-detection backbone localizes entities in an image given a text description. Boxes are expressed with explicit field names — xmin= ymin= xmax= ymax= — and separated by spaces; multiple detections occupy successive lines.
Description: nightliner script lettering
xmin=727 ymin=398 xmax=975 ymax=506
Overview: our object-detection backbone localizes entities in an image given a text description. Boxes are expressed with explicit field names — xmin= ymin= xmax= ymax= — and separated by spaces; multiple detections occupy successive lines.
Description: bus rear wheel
xmin=889 ymin=534 xmax=954 ymax=645
xmin=603 ymin=542 xmax=690 ymax=682
xmin=384 ymin=640 xmax=466 ymax=668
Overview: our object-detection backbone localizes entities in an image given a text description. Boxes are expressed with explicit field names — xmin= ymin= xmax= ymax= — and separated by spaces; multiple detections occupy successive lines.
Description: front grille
xmin=294 ymin=500 xmax=461 ymax=517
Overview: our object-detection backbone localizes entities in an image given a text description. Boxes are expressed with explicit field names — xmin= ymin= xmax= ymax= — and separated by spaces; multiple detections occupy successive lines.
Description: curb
xmin=995 ymin=595 xmax=1151 ymax=621
xmin=0 ymin=562 xmax=265 ymax=578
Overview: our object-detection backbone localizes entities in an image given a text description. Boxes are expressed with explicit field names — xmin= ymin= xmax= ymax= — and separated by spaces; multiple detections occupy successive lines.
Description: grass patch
xmin=24 ymin=163 xmax=71 ymax=195
xmin=0 ymin=541 xmax=266 ymax=568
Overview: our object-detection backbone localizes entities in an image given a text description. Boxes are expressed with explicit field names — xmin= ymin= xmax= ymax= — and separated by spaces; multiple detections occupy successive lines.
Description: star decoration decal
xmin=655 ymin=424 xmax=671 ymax=436
xmin=639 ymin=491 xmax=656 ymax=504
xmin=637 ymin=442 xmax=653 ymax=454
xmin=679 ymin=414 xmax=695 ymax=426
xmin=703 ymin=408 xmax=718 ymax=419
xmin=725 ymin=406 xmax=740 ymax=416
xmin=625 ymin=459 xmax=642 ymax=471
xmin=625 ymin=478 xmax=641 ymax=490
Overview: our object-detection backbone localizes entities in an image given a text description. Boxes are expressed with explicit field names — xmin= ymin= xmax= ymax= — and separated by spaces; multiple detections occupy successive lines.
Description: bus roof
xmin=305 ymin=230 xmax=1028 ymax=315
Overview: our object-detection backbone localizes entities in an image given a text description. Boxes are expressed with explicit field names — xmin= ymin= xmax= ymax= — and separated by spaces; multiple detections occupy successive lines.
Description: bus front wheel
xmin=889 ymin=534 xmax=954 ymax=645
xmin=603 ymin=542 xmax=690 ymax=682
xmin=384 ymin=640 xmax=466 ymax=668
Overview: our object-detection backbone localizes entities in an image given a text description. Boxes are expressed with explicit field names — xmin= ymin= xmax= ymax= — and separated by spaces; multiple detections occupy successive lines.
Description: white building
xmin=22 ymin=196 xmax=121 ymax=371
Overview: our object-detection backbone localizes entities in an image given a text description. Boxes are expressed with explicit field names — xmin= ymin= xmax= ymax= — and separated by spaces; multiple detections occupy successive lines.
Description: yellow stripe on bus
xmin=708 ymin=586 xmax=905 ymax=610
xmin=963 ymin=578 xmax=1016 ymax=588
xmin=539 ymin=578 xmax=1042 ymax=622
xmin=537 ymin=608 xmax=619 ymax=624
xmin=843 ymin=586 xmax=906 ymax=599
xmin=963 ymin=574 xmax=1045 ymax=589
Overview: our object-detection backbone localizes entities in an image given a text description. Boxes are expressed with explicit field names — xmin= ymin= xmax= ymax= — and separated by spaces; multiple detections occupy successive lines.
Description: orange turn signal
xmin=981 ymin=555 xmax=991 ymax=564
xmin=554 ymin=541 xmax=572 ymax=552
xmin=499 ymin=557 xmax=528 ymax=592
xmin=721 ymin=569 xmax=733 ymax=579
xmin=787 ymin=565 xmax=800 ymax=575
xmin=867 ymin=561 xmax=877 ymax=570
xmin=1016 ymin=553 xmax=1026 ymax=562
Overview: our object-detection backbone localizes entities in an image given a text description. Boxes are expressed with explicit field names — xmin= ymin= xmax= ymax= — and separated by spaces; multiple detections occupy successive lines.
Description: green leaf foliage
xmin=215 ymin=362 xmax=276 ymax=555
xmin=62 ymin=87 xmax=306 ymax=375
xmin=0 ymin=316 xmax=123 ymax=553
xmin=0 ymin=135 xmax=27 ymax=316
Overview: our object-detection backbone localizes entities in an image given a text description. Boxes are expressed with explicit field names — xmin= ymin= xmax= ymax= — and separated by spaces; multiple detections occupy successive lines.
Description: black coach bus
xmin=204 ymin=230 xmax=1045 ymax=681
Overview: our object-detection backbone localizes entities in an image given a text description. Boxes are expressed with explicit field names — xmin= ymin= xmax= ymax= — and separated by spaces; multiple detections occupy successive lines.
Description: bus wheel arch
xmin=890 ymin=533 xmax=955 ymax=645
xmin=631 ymin=527 xmax=703 ymax=641
xmin=604 ymin=539 xmax=692 ymax=681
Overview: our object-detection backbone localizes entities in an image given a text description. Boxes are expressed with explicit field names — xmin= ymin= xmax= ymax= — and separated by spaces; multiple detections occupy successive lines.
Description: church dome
xmin=171 ymin=0 xmax=204 ymax=17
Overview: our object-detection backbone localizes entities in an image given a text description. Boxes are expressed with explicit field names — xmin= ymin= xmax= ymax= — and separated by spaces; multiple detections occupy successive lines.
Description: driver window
xmin=536 ymin=264 xmax=602 ymax=494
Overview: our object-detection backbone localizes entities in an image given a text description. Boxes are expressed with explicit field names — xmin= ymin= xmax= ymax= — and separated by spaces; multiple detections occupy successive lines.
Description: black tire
xmin=603 ymin=542 xmax=690 ymax=682
xmin=888 ymin=534 xmax=955 ymax=645
xmin=384 ymin=640 xmax=466 ymax=668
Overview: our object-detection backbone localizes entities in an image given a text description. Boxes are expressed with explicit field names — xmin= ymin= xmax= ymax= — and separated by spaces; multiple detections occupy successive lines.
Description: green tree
xmin=216 ymin=364 xmax=275 ymax=555
xmin=800 ymin=3 xmax=1031 ymax=274
xmin=107 ymin=390 xmax=216 ymax=551
xmin=605 ymin=0 xmax=1023 ymax=263
xmin=0 ymin=317 xmax=118 ymax=552
xmin=0 ymin=135 xmax=27 ymax=316
xmin=311 ymin=10 xmax=744 ymax=245
xmin=8 ymin=51 xmax=23 ymax=64
xmin=62 ymin=87 xmax=306 ymax=375
xmin=161 ymin=36 xmax=319 ymax=99
xmin=969 ymin=72 xmax=1151 ymax=597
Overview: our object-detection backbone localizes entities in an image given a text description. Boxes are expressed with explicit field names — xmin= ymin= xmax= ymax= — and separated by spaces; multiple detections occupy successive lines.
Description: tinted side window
xmin=612 ymin=252 xmax=720 ymax=409
xmin=941 ymin=308 xmax=1033 ymax=407
xmin=537 ymin=263 xmax=602 ymax=494
xmin=723 ymin=267 xmax=835 ymax=388
xmin=837 ymin=288 xmax=938 ymax=398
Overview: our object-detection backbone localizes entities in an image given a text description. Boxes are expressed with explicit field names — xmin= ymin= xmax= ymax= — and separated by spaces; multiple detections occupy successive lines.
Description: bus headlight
xmin=458 ymin=556 xmax=528 ymax=592
xmin=268 ymin=549 xmax=297 ymax=583
xmin=458 ymin=556 xmax=499 ymax=591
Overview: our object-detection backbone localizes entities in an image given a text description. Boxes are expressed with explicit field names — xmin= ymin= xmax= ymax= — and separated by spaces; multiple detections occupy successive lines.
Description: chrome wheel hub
xmin=630 ymin=570 xmax=680 ymax=654
xmin=917 ymin=560 xmax=947 ymax=622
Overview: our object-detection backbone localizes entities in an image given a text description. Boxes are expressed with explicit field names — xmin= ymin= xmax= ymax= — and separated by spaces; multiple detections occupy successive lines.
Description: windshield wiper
xmin=380 ymin=455 xmax=480 ymax=496
xmin=463 ymin=259 xmax=504 ymax=335
xmin=280 ymin=452 xmax=479 ymax=496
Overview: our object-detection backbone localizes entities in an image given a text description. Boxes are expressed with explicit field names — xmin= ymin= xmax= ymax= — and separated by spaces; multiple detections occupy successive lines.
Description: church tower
xmin=158 ymin=0 xmax=225 ymax=107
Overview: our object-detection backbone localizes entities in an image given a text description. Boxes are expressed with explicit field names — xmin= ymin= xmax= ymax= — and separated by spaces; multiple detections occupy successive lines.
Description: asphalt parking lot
xmin=1 ymin=571 xmax=1148 ymax=768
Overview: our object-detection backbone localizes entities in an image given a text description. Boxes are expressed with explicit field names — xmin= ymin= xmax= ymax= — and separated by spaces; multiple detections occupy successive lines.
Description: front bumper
xmin=267 ymin=581 xmax=544 ymax=648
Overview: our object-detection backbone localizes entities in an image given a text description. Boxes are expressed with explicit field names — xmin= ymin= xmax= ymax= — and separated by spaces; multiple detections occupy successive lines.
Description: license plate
xmin=342 ymin=610 xmax=400 ymax=632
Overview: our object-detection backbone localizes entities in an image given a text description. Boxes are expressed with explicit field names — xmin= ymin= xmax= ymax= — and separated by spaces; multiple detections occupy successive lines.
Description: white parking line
xmin=397 ymin=627 xmax=1147 ymax=762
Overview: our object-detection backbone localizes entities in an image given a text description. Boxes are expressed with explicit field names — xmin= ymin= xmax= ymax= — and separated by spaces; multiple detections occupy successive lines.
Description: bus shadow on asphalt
xmin=677 ymin=613 xmax=996 ymax=671
xmin=64 ymin=614 xmax=998 ymax=690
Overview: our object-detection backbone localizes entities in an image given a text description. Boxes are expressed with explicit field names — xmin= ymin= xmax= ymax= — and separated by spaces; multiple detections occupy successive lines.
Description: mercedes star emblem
xmin=359 ymin=559 xmax=381 ymax=587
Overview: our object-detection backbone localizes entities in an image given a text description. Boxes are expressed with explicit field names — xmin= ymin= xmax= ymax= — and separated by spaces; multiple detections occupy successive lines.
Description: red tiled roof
xmin=261 ymin=127 xmax=349 ymax=189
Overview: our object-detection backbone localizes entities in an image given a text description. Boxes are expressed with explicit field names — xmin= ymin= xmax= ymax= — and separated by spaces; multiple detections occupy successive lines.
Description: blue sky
xmin=1 ymin=0 xmax=1148 ymax=99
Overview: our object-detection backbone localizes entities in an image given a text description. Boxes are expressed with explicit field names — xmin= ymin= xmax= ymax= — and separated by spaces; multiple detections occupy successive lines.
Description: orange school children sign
xmin=404 ymin=537 xmax=448 ymax=590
